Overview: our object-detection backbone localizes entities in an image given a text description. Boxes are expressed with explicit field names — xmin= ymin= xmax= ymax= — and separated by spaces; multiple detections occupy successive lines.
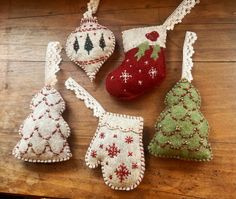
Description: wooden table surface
xmin=0 ymin=0 xmax=236 ymax=198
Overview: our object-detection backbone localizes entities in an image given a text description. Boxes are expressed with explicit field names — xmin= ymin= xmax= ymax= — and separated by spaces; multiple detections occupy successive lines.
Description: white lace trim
xmin=65 ymin=77 xmax=106 ymax=118
xmin=84 ymin=0 xmax=100 ymax=18
xmin=181 ymin=31 xmax=197 ymax=82
xmin=45 ymin=42 xmax=62 ymax=86
xmin=163 ymin=0 xmax=200 ymax=31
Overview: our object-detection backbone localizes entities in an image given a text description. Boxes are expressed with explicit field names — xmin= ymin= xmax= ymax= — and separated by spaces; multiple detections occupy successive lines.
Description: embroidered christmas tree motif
xmin=106 ymin=143 xmax=120 ymax=158
xmin=115 ymin=163 xmax=131 ymax=183
xmin=84 ymin=33 xmax=94 ymax=55
xmin=99 ymin=33 xmax=106 ymax=51
xmin=73 ymin=37 xmax=79 ymax=53
xmin=125 ymin=136 xmax=133 ymax=144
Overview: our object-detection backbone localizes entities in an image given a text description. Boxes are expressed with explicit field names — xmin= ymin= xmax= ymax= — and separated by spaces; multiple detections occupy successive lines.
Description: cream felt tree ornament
xmin=148 ymin=32 xmax=213 ymax=161
xmin=12 ymin=42 xmax=72 ymax=163
xmin=66 ymin=0 xmax=115 ymax=81
xmin=65 ymin=77 xmax=145 ymax=191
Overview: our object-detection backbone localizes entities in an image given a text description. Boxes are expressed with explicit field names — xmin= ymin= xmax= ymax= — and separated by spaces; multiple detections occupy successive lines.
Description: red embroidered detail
xmin=90 ymin=150 xmax=97 ymax=158
xmin=99 ymin=144 xmax=103 ymax=149
xmin=128 ymin=152 xmax=133 ymax=157
xmin=115 ymin=163 xmax=131 ymax=183
xmin=75 ymin=56 xmax=108 ymax=65
xmin=145 ymin=31 xmax=159 ymax=41
xmin=132 ymin=162 xmax=138 ymax=169
xmin=125 ymin=136 xmax=133 ymax=144
xmin=106 ymin=143 xmax=120 ymax=158
xmin=109 ymin=175 xmax=112 ymax=179
xmin=99 ymin=132 xmax=105 ymax=139
xmin=113 ymin=134 xmax=117 ymax=138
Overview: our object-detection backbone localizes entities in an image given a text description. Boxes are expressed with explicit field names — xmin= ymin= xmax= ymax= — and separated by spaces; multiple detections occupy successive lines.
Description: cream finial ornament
xmin=66 ymin=0 xmax=115 ymax=82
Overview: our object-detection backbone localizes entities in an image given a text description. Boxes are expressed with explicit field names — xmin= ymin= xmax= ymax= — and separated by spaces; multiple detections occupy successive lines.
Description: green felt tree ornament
xmin=148 ymin=32 xmax=213 ymax=161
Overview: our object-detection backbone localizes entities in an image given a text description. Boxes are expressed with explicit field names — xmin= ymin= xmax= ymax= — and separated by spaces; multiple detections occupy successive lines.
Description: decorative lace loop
xmin=83 ymin=0 xmax=100 ymax=18
xmin=45 ymin=42 xmax=62 ymax=86
xmin=163 ymin=0 xmax=200 ymax=31
xmin=181 ymin=31 xmax=197 ymax=82
xmin=65 ymin=77 xmax=106 ymax=118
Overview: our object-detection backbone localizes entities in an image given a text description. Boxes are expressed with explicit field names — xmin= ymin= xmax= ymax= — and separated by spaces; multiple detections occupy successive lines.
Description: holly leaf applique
xmin=135 ymin=41 xmax=150 ymax=61
xmin=151 ymin=44 xmax=161 ymax=61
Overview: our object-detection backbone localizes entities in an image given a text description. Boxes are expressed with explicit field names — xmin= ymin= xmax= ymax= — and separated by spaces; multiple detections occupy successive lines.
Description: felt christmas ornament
xmin=65 ymin=77 xmax=145 ymax=191
xmin=148 ymin=32 xmax=213 ymax=161
xmin=66 ymin=0 xmax=115 ymax=82
xmin=106 ymin=0 xmax=200 ymax=100
xmin=12 ymin=42 xmax=72 ymax=163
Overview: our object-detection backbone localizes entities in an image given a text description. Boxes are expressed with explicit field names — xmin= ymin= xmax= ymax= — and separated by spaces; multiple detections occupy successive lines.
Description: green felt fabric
xmin=148 ymin=78 xmax=213 ymax=161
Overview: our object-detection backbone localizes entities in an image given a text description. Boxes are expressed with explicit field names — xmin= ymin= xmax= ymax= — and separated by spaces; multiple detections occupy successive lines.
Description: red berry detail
xmin=145 ymin=31 xmax=159 ymax=41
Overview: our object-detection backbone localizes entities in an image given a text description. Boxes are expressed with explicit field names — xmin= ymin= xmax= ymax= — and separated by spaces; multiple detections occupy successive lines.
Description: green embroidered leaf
xmin=135 ymin=42 xmax=149 ymax=61
xmin=151 ymin=44 xmax=161 ymax=61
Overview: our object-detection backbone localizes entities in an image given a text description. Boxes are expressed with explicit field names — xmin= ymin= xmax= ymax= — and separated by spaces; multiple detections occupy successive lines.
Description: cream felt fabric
xmin=65 ymin=0 xmax=115 ymax=82
xmin=65 ymin=77 xmax=145 ymax=191
xmin=12 ymin=42 xmax=72 ymax=163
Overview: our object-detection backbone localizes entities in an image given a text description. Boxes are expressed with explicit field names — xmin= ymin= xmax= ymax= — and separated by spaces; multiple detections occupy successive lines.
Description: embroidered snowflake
xmin=128 ymin=152 xmax=133 ymax=157
xmin=148 ymin=67 xmax=158 ymax=79
xmin=106 ymin=143 xmax=120 ymax=158
xmin=115 ymin=163 xmax=131 ymax=183
xmin=125 ymin=136 xmax=133 ymax=144
xmin=132 ymin=162 xmax=138 ymax=169
xmin=90 ymin=150 xmax=97 ymax=158
xmin=120 ymin=70 xmax=132 ymax=83
xmin=99 ymin=132 xmax=105 ymax=139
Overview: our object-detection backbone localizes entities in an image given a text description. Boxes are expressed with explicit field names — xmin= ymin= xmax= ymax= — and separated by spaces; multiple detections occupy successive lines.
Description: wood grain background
xmin=0 ymin=0 xmax=236 ymax=198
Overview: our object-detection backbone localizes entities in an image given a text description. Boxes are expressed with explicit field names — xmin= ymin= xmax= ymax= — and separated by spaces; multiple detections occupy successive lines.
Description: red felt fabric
xmin=106 ymin=46 xmax=166 ymax=100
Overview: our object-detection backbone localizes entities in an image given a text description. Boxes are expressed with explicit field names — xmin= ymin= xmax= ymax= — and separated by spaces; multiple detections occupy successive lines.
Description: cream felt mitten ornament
xmin=106 ymin=0 xmax=200 ymax=100
xmin=66 ymin=0 xmax=115 ymax=81
xmin=12 ymin=42 xmax=72 ymax=163
xmin=65 ymin=77 xmax=145 ymax=191
xmin=148 ymin=32 xmax=213 ymax=161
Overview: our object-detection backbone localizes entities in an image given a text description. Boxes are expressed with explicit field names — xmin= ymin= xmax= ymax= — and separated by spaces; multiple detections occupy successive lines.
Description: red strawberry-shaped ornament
xmin=106 ymin=27 xmax=167 ymax=100
xmin=105 ymin=0 xmax=200 ymax=100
